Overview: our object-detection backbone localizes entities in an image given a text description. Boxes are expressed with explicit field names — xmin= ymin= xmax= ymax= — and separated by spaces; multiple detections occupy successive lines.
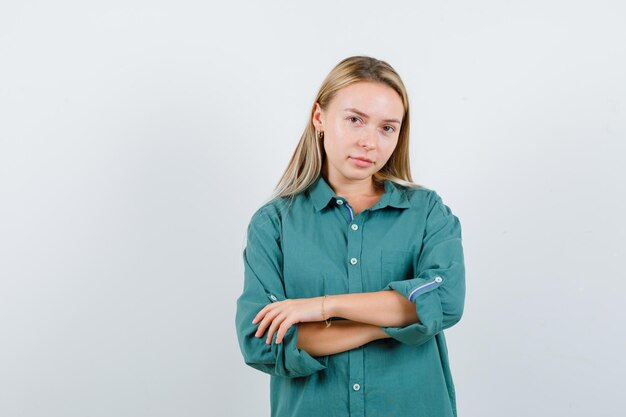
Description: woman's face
xmin=313 ymin=81 xmax=404 ymax=186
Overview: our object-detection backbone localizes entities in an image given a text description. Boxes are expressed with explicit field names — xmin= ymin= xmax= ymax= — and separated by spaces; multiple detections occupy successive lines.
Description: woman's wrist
xmin=324 ymin=294 xmax=341 ymax=319
xmin=371 ymin=325 xmax=391 ymax=340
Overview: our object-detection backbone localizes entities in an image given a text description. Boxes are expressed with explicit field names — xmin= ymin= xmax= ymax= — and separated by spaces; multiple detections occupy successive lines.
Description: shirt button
xmin=435 ymin=276 xmax=443 ymax=283
xmin=336 ymin=199 xmax=344 ymax=205
xmin=351 ymin=224 xmax=358 ymax=231
xmin=269 ymin=294 xmax=277 ymax=301
xmin=350 ymin=258 xmax=358 ymax=265
xmin=353 ymin=383 xmax=361 ymax=391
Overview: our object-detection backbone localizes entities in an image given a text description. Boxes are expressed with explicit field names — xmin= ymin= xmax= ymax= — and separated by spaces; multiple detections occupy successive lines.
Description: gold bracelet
xmin=321 ymin=295 xmax=332 ymax=327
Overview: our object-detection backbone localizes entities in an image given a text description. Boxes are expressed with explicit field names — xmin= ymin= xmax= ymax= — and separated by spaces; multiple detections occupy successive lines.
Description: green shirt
xmin=235 ymin=175 xmax=466 ymax=417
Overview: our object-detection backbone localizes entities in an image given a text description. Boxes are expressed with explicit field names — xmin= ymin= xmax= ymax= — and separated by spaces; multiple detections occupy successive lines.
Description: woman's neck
xmin=323 ymin=171 xmax=383 ymax=199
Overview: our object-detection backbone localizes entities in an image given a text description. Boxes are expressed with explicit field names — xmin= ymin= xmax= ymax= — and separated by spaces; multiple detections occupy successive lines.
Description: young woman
xmin=235 ymin=56 xmax=466 ymax=417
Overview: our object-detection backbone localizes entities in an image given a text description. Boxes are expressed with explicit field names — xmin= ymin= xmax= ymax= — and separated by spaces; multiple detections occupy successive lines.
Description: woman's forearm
xmin=325 ymin=290 xmax=420 ymax=328
xmin=296 ymin=320 xmax=390 ymax=357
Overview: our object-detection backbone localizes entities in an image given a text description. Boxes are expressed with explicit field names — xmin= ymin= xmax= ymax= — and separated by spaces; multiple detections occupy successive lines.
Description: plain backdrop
xmin=1 ymin=1 xmax=625 ymax=416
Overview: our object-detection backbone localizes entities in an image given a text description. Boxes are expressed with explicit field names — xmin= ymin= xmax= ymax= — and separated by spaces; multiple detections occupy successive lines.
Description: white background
xmin=1 ymin=1 xmax=624 ymax=416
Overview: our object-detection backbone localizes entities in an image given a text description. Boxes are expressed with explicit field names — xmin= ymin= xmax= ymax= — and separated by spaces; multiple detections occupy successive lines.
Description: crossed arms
xmin=253 ymin=290 xmax=421 ymax=357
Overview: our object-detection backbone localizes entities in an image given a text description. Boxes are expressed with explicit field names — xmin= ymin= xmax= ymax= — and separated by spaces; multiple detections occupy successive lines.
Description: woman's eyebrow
xmin=343 ymin=107 xmax=402 ymax=124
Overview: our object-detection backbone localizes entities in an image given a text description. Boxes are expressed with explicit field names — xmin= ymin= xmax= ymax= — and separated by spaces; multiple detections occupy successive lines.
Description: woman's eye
xmin=384 ymin=125 xmax=395 ymax=133
xmin=349 ymin=116 xmax=361 ymax=123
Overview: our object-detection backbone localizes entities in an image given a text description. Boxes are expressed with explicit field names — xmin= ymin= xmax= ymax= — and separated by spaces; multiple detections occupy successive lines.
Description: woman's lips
xmin=350 ymin=157 xmax=374 ymax=168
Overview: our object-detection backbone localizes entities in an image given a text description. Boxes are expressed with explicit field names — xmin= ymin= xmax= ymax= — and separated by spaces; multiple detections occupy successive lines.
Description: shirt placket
xmin=335 ymin=197 xmax=365 ymax=417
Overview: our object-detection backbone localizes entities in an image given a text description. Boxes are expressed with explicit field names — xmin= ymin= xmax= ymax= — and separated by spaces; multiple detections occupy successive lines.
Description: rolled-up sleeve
xmin=381 ymin=192 xmax=466 ymax=346
xmin=235 ymin=207 xmax=329 ymax=378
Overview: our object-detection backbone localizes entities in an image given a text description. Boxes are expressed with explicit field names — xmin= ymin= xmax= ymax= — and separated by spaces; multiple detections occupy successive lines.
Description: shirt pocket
xmin=380 ymin=249 xmax=415 ymax=289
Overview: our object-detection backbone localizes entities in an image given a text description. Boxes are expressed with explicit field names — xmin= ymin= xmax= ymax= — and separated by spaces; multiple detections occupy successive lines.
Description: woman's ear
xmin=312 ymin=102 xmax=324 ymax=131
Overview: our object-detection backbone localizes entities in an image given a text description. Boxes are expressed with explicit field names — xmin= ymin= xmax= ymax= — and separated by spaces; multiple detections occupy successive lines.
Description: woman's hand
xmin=252 ymin=297 xmax=325 ymax=345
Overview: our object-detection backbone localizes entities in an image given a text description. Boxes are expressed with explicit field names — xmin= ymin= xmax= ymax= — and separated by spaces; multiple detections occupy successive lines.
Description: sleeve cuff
xmin=273 ymin=324 xmax=329 ymax=377
xmin=381 ymin=276 xmax=444 ymax=346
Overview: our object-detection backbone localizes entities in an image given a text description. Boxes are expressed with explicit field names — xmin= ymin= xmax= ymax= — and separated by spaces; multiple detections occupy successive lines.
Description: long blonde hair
xmin=268 ymin=55 xmax=423 ymax=208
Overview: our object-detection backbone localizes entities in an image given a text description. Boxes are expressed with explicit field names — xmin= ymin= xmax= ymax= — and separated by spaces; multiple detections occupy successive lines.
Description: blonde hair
xmin=268 ymin=55 xmax=423 ymax=209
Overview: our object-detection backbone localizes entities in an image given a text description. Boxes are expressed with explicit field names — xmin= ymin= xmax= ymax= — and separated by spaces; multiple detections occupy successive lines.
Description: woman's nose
xmin=358 ymin=128 xmax=377 ymax=149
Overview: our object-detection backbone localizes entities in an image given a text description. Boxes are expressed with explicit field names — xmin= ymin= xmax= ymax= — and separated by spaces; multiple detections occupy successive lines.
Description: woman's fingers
xmin=275 ymin=318 xmax=294 ymax=344
xmin=252 ymin=304 xmax=270 ymax=324
xmin=265 ymin=313 xmax=286 ymax=344
xmin=253 ymin=298 xmax=316 ymax=344
xmin=255 ymin=306 xmax=279 ymax=337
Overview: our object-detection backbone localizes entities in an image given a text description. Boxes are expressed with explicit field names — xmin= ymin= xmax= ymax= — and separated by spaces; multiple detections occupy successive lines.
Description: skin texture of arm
xmin=294 ymin=289 xmax=418 ymax=357
xmin=253 ymin=289 xmax=420 ymax=346
xmin=325 ymin=289 xmax=420 ymax=327
xmin=296 ymin=320 xmax=391 ymax=357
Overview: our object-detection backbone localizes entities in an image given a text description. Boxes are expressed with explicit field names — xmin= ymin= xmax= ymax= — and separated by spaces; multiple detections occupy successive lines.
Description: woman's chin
xmin=340 ymin=168 xmax=375 ymax=181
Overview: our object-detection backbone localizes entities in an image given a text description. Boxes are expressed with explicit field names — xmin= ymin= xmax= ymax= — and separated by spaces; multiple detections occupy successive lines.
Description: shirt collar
xmin=308 ymin=175 xmax=411 ymax=212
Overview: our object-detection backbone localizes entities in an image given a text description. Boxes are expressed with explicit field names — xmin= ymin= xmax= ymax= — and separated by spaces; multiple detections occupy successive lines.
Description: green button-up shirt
xmin=235 ymin=175 xmax=466 ymax=417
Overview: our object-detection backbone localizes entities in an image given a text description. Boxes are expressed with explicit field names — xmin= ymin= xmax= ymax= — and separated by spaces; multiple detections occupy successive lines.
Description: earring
xmin=318 ymin=130 xmax=324 ymax=140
